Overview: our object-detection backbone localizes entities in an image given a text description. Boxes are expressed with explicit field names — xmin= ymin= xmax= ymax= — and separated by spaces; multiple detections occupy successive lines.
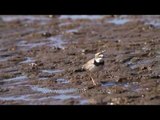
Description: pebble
xmin=41 ymin=32 xmax=52 ymax=37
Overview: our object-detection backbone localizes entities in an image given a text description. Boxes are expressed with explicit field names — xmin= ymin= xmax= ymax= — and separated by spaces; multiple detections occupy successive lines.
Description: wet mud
xmin=0 ymin=15 xmax=160 ymax=105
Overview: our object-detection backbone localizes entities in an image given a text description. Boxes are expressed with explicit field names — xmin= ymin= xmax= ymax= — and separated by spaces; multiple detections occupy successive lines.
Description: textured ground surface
xmin=0 ymin=15 xmax=160 ymax=105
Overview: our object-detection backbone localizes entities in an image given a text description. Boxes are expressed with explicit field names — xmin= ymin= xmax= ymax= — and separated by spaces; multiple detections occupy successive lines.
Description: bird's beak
xmin=101 ymin=50 xmax=106 ymax=58
xmin=101 ymin=50 xmax=106 ymax=53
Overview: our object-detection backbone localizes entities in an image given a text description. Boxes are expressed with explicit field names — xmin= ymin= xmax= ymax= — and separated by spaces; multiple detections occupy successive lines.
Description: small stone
xmin=115 ymin=76 xmax=127 ymax=82
xmin=115 ymin=39 xmax=121 ymax=43
xmin=11 ymin=47 xmax=16 ymax=51
xmin=30 ymin=63 xmax=38 ymax=69
xmin=74 ymin=68 xmax=85 ymax=73
xmin=141 ymin=94 xmax=145 ymax=98
xmin=81 ymin=49 xmax=90 ymax=54
xmin=142 ymin=27 xmax=146 ymax=31
xmin=41 ymin=32 xmax=52 ymax=37
xmin=48 ymin=15 xmax=54 ymax=18
xmin=109 ymin=102 xmax=114 ymax=105
xmin=81 ymin=49 xmax=86 ymax=53
xmin=64 ymin=99 xmax=79 ymax=105
xmin=144 ymin=42 xmax=147 ymax=45
xmin=150 ymin=74 xmax=160 ymax=79
xmin=107 ymin=90 xmax=112 ymax=94
xmin=148 ymin=25 xmax=154 ymax=29
xmin=140 ymin=66 xmax=147 ymax=70
xmin=118 ymin=39 xmax=121 ymax=42
xmin=130 ymin=57 xmax=140 ymax=62
xmin=88 ymin=99 xmax=97 ymax=104
xmin=147 ymin=66 xmax=152 ymax=71
xmin=0 ymin=88 xmax=9 ymax=92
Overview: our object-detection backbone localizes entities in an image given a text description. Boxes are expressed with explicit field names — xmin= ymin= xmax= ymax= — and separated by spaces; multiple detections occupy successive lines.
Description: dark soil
xmin=0 ymin=15 xmax=159 ymax=105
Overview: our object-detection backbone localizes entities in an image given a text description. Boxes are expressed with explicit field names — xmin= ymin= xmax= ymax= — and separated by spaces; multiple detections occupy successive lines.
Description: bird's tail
xmin=74 ymin=67 xmax=86 ymax=72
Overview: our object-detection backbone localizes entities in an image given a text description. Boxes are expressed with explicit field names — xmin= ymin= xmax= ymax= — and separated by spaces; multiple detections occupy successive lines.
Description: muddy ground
xmin=0 ymin=15 xmax=159 ymax=105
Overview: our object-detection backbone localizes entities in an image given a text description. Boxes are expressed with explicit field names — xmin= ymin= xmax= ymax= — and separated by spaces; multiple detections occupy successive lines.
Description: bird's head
xmin=94 ymin=50 xmax=106 ymax=63
xmin=95 ymin=50 xmax=105 ymax=58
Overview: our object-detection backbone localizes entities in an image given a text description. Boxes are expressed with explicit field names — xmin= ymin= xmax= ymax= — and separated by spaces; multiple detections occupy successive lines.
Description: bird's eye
xmin=99 ymin=54 xmax=103 ymax=57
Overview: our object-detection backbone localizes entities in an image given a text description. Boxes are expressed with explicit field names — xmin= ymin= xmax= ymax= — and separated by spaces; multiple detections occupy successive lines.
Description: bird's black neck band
xmin=94 ymin=59 xmax=104 ymax=66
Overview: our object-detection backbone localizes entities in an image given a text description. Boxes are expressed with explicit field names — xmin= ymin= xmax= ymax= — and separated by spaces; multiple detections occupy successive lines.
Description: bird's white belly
xmin=82 ymin=58 xmax=104 ymax=72
xmin=88 ymin=64 xmax=103 ymax=72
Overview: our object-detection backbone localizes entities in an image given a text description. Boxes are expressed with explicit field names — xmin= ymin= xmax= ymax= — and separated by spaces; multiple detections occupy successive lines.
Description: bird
xmin=82 ymin=50 xmax=106 ymax=86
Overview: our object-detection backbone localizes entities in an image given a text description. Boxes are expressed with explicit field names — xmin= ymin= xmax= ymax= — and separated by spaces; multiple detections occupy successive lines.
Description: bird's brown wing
xmin=82 ymin=58 xmax=94 ymax=70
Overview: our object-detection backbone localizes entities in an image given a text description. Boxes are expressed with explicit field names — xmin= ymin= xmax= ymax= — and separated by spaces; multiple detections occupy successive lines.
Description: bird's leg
xmin=91 ymin=76 xmax=97 ymax=86
xmin=89 ymin=73 xmax=97 ymax=86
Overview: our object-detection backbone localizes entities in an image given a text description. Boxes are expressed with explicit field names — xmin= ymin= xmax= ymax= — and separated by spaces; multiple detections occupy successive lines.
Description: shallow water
xmin=1 ymin=15 xmax=51 ymax=25
xmin=47 ymin=35 xmax=66 ymax=48
xmin=30 ymin=86 xmax=54 ymax=94
xmin=65 ymin=28 xmax=79 ymax=33
xmin=102 ymin=81 xmax=129 ymax=87
xmin=20 ymin=57 xmax=35 ymax=63
xmin=59 ymin=22 xmax=72 ymax=27
xmin=56 ymin=78 xmax=69 ymax=84
xmin=148 ymin=21 xmax=160 ymax=27
xmin=38 ymin=77 xmax=48 ymax=80
xmin=125 ymin=59 xmax=154 ymax=70
xmin=0 ymin=54 xmax=14 ymax=62
xmin=0 ymin=75 xmax=28 ymax=83
xmin=17 ymin=36 xmax=67 ymax=50
xmin=102 ymin=81 xmax=140 ymax=92
xmin=53 ymin=94 xmax=80 ymax=100
xmin=0 ymin=57 xmax=9 ymax=62
xmin=101 ymin=81 xmax=117 ymax=87
xmin=52 ymin=88 xmax=78 ymax=94
xmin=30 ymin=86 xmax=77 ymax=94
xmin=108 ymin=18 xmax=130 ymax=25
xmin=41 ymin=69 xmax=64 ymax=74
xmin=79 ymin=99 xmax=89 ymax=105
xmin=29 ymin=85 xmax=82 ymax=102
xmin=59 ymin=15 xmax=104 ymax=20
xmin=17 ymin=40 xmax=46 ymax=50
xmin=0 ymin=95 xmax=30 ymax=101
xmin=0 ymin=68 xmax=18 ymax=74
xmin=142 ymin=17 xmax=160 ymax=28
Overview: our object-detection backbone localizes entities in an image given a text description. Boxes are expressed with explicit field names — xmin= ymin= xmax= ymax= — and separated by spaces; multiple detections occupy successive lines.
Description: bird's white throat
xmin=95 ymin=57 xmax=103 ymax=63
